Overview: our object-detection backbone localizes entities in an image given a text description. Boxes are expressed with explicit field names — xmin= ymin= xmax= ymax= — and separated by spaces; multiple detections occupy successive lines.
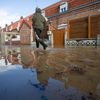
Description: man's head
xmin=35 ymin=7 xmax=41 ymax=13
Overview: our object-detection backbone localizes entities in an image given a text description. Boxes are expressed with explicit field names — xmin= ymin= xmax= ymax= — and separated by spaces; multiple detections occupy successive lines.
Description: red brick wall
xmin=68 ymin=0 xmax=93 ymax=9
xmin=48 ymin=2 xmax=100 ymax=29
xmin=44 ymin=0 xmax=96 ymax=17
xmin=20 ymin=23 xmax=31 ymax=45
xmin=43 ymin=2 xmax=60 ymax=17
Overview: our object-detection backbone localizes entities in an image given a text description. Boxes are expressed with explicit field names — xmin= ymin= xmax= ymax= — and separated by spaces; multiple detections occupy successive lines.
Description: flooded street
xmin=0 ymin=45 xmax=100 ymax=100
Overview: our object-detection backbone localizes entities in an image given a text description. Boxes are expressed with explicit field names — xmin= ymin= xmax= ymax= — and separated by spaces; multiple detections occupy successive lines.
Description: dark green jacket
xmin=32 ymin=10 xmax=47 ymax=31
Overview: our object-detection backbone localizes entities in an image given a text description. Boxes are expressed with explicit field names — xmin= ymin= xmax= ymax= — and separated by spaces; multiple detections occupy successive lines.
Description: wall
xmin=20 ymin=23 xmax=31 ymax=45
xmin=0 ymin=32 xmax=5 ymax=45
xmin=48 ymin=0 xmax=100 ymax=29
xmin=68 ymin=0 xmax=93 ymax=9
xmin=90 ymin=14 xmax=100 ymax=38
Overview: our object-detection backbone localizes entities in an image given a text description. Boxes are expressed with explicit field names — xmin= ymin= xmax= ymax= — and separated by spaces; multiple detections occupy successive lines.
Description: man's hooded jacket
xmin=32 ymin=8 xmax=47 ymax=31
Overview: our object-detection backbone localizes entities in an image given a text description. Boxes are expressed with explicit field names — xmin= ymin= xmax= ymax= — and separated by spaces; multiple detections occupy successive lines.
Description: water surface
xmin=0 ymin=45 xmax=100 ymax=100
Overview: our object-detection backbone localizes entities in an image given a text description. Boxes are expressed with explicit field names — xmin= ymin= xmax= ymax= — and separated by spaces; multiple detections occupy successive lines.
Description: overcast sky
xmin=0 ymin=0 xmax=60 ymax=28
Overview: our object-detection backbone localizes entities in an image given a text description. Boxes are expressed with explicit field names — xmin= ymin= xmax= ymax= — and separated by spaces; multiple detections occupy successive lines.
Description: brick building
xmin=1 ymin=0 xmax=100 ymax=45
xmin=1 ymin=17 xmax=32 ymax=45
xmin=28 ymin=0 xmax=100 ymax=39
xmin=38 ymin=0 xmax=100 ymax=39
xmin=42 ymin=0 xmax=100 ymax=28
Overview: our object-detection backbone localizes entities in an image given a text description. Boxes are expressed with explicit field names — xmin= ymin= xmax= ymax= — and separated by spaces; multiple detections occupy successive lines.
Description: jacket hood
xmin=35 ymin=8 xmax=41 ymax=13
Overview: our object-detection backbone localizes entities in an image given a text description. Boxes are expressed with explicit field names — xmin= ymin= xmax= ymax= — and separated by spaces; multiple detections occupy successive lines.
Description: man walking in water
xmin=32 ymin=7 xmax=48 ymax=50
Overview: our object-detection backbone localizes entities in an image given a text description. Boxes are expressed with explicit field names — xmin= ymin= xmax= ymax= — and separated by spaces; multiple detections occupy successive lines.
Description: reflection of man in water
xmin=37 ymin=70 xmax=49 ymax=86
xmin=30 ymin=70 xmax=49 ymax=90
xmin=29 ymin=69 xmax=49 ymax=100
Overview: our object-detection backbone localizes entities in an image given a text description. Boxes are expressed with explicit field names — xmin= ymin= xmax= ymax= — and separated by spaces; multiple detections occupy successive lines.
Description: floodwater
xmin=0 ymin=45 xmax=100 ymax=100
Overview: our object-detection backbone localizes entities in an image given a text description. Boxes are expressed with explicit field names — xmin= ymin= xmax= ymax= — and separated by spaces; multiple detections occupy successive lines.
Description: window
xmin=64 ymin=7 xmax=66 ymax=12
xmin=59 ymin=2 xmax=68 ymax=13
xmin=61 ymin=8 xmax=63 ymax=12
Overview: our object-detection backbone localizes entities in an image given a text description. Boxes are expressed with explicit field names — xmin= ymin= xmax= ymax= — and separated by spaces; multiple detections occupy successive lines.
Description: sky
xmin=0 ymin=0 xmax=60 ymax=28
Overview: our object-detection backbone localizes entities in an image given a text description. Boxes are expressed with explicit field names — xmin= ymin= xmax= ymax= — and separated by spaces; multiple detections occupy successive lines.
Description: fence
xmin=66 ymin=14 xmax=100 ymax=46
xmin=66 ymin=38 xmax=97 ymax=46
xmin=67 ymin=14 xmax=100 ymax=39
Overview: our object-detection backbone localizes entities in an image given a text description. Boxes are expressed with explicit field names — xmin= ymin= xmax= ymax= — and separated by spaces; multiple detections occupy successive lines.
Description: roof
xmin=9 ymin=22 xmax=18 ymax=31
xmin=4 ymin=18 xmax=32 ymax=32
xmin=19 ymin=19 xmax=32 ymax=31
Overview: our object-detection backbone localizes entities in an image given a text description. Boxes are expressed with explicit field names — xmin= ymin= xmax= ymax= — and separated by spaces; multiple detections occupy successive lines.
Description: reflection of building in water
xmin=0 ymin=46 xmax=10 ymax=65
xmin=0 ymin=56 xmax=8 ymax=65
xmin=34 ymin=67 xmax=98 ymax=100
xmin=33 ymin=49 xmax=100 ymax=99
xmin=35 ymin=66 xmax=99 ymax=99
xmin=0 ymin=46 xmax=21 ymax=65
xmin=36 ymin=66 xmax=68 ymax=88
xmin=6 ymin=47 xmax=21 ymax=65
xmin=20 ymin=47 xmax=34 ymax=67
xmin=0 ymin=46 xmax=6 ymax=57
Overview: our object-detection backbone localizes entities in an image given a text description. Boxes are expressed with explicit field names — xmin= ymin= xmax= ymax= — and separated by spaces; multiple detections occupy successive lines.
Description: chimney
xmin=5 ymin=24 xmax=8 ymax=32
xmin=5 ymin=24 xmax=8 ymax=27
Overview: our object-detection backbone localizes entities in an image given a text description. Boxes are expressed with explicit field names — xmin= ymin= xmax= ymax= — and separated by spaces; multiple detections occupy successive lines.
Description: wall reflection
xmin=0 ymin=46 xmax=21 ymax=65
